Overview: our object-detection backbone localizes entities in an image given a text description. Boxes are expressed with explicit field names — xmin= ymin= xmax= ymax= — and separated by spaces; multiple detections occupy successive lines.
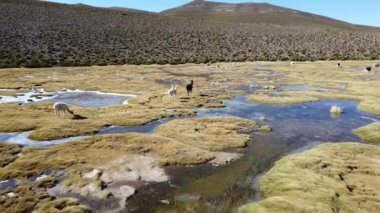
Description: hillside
xmin=0 ymin=0 xmax=379 ymax=68
xmin=162 ymin=0 xmax=365 ymax=29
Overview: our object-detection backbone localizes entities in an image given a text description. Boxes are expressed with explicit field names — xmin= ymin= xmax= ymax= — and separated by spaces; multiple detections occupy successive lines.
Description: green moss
xmin=155 ymin=117 xmax=257 ymax=151
xmin=239 ymin=142 xmax=380 ymax=212
xmin=353 ymin=122 xmax=380 ymax=144
xmin=0 ymin=143 xmax=22 ymax=167
xmin=0 ymin=133 xmax=214 ymax=180
xmin=0 ymin=185 xmax=53 ymax=213
xmin=358 ymin=99 xmax=380 ymax=116
xmin=37 ymin=198 xmax=90 ymax=213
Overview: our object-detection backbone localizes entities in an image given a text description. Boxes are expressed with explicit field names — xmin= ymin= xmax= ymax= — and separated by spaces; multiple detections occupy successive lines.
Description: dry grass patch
xmin=353 ymin=122 xmax=380 ymax=144
xmin=37 ymin=198 xmax=90 ymax=213
xmin=155 ymin=117 xmax=257 ymax=151
xmin=0 ymin=143 xmax=22 ymax=167
xmin=0 ymin=133 xmax=213 ymax=180
xmin=239 ymin=142 xmax=380 ymax=213
xmin=0 ymin=185 xmax=53 ymax=213
xmin=0 ymin=102 xmax=195 ymax=141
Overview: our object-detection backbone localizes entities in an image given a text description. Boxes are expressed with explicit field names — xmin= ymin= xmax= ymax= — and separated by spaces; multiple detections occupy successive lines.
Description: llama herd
xmin=168 ymin=80 xmax=193 ymax=99
xmin=53 ymin=80 xmax=195 ymax=117
xmin=51 ymin=61 xmax=380 ymax=118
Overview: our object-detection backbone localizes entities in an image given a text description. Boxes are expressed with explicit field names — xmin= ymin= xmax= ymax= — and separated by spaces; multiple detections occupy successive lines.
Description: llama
xmin=186 ymin=80 xmax=194 ymax=96
xmin=168 ymin=85 xmax=178 ymax=99
xmin=373 ymin=63 xmax=379 ymax=68
xmin=54 ymin=102 xmax=74 ymax=116
xmin=365 ymin=66 xmax=372 ymax=72
xmin=289 ymin=61 xmax=294 ymax=66
xmin=337 ymin=63 xmax=341 ymax=67
xmin=232 ymin=62 xmax=236 ymax=67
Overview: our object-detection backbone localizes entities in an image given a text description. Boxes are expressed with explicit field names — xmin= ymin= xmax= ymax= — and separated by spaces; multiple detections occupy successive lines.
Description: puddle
xmin=0 ymin=131 xmax=88 ymax=147
xmin=38 ymin=90 xmax=136 ymax=108
xmin=0 ymin=179 xmax=17 ymax=190
xmin=0 ymin=89 xmax=136 ymax=108
xmin=0 ymin=88 xmax=53 ymax=104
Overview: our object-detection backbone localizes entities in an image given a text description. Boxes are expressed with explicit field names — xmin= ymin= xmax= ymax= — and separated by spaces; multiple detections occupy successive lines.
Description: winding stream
xmin=125 ymin=96 xmax=380 ymax=212
xmin=1 ymin=94 xmax=379 ymax=212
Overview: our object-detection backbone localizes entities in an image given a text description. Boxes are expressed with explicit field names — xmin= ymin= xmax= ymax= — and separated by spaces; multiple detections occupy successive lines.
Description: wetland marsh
xmin=0 ymin=61 xmax=380 ymax=212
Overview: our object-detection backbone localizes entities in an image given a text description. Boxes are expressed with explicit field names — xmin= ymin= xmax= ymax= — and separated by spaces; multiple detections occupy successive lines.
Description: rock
xmin=83 ymin=169 xmax=102 ymax=179
xmin=160 ymin=199 xmax=170 ymax=205
xmin=118 ymin=185 xmax=136 ymax=200
xmin=100 ymin=155 xmax=168 ymax=183
xmin=36 ymin=174 xmax=48 ymax=181
xmin=257 ymin=125 xmax=272 ymax=132
xmin=79 ymin=183 xmax=111 ymax=199
xmin=209 ymin=152 xmax=243 ymax=166
xmin=109 ymin=185 xmax=136 ymax=211
xmin=330 ymin=105 xmax=343 ymax=114
xmin=6 ymin=192 xmax=16 ymax=198
xmin=259 ymin=116 xmax=267 ymax=121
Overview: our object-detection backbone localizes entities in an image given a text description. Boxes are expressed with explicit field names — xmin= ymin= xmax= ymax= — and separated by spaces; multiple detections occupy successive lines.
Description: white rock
xmin=6 ymin=192 xmax=16 ymax=198
xmin=117 ymin=185 xmax=136 ymax=200
xmin=330 ymin=105 xmax=343 ymax=114
xmin=160 ymin=199 xmax=170 ymax=205
xmin=36 ymin=174 xmax=48 ymax=181
xmin=259 ymin=116 xmax=267 ymax=121
xmin=83 ymin=169 xmax=101 ymax=179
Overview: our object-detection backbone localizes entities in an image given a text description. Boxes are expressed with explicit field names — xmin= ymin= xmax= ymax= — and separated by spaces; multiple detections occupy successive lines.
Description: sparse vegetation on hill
xmin=0 ymin=0 xmax=380 ymax=68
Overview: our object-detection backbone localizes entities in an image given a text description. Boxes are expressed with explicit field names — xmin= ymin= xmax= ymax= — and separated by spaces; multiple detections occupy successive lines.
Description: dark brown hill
xmin=0 ymin=0 xmax=379 ymax=68
xmin=162 ymin=0 xmax=371 ymax=30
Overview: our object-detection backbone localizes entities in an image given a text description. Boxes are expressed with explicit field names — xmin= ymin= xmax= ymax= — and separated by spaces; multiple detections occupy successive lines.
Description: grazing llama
xmin=186 ymin=80 xmax=194 ymax=96
xmin=54 ymin=102 xmax=74 ymax=116
xmin=365 ymin=66 xmax=372 ymax=72
xmin=168 ymin=85 xmax=178 ymax=99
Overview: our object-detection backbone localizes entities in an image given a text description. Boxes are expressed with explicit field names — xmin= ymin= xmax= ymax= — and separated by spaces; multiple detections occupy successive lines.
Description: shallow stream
xmin=1 ymin=94 xmax=379 ymax=212
xmin=125 ymin=96 xmax=380 ymax=212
